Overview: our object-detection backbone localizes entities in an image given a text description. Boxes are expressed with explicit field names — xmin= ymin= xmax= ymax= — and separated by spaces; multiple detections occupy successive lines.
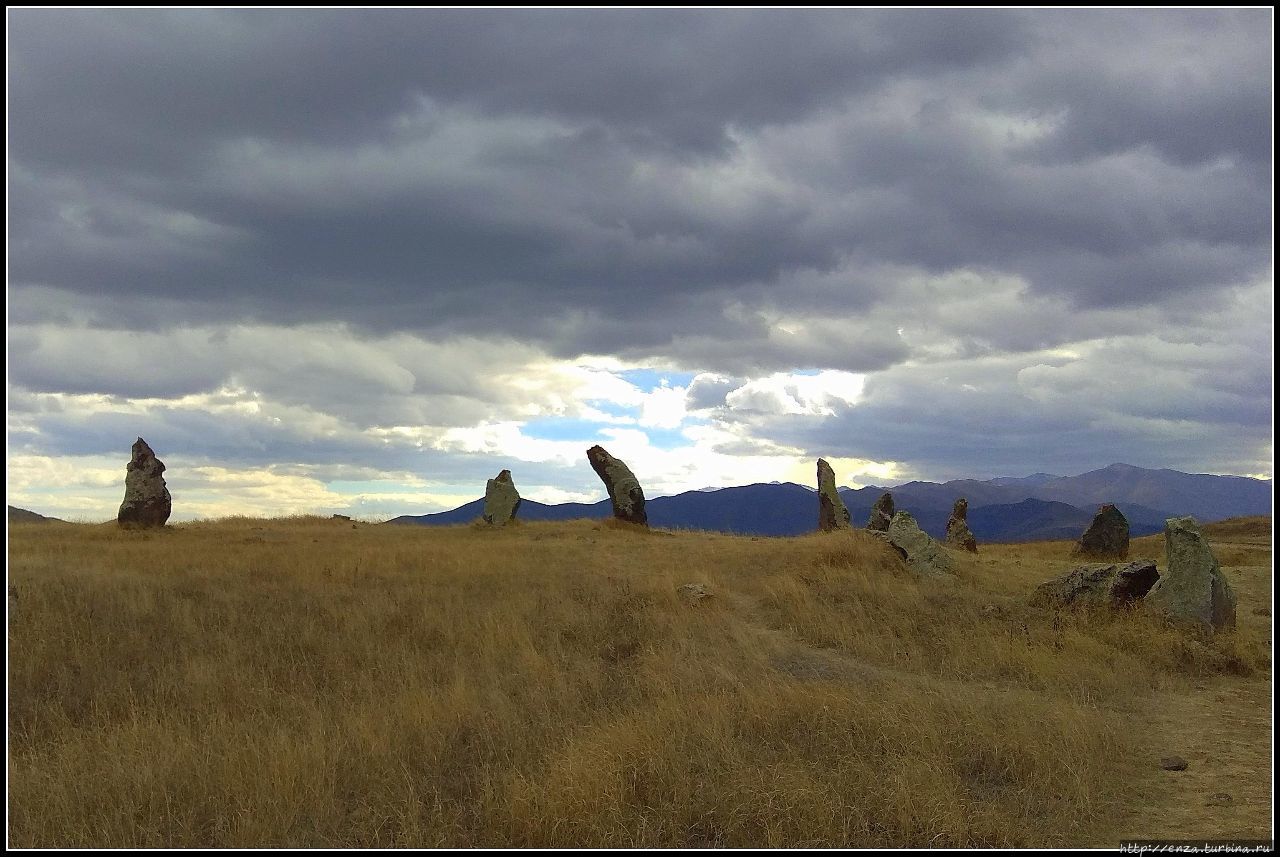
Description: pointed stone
xmin=944 ymin=497 xmax=978 ymax=552
xmin=117 ymin=437 xmax=171 ymax=528
xmin=586 ymin=445 xmax=647 ymax=525
xmin=482 ymin=469 xmax=522 ymax=526
xmin=816 ymin=458 xmax=851 ymax=532
xmin=1144 ymin=517 xmax=1236 ymax=631
xmin=866 ymin=492 xmax=894 ymax=532
xmin=1072 ymin=504 xmax=1130 ymax=559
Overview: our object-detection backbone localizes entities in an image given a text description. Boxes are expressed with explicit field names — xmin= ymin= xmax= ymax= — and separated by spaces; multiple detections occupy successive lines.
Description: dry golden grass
xmin=7 ymin=515 xmax=1272 ymax=847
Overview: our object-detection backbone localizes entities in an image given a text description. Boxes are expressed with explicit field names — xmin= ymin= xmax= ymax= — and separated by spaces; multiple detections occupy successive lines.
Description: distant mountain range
xmin=388 ymin=463 xmax=1273 ymax=542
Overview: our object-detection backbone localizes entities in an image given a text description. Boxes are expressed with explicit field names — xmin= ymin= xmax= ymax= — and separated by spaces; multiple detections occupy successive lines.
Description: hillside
xmin=7 ymin=516 xmax=1271 ymax=846
xmin=7 ymin=505 xmax=63 ymax=524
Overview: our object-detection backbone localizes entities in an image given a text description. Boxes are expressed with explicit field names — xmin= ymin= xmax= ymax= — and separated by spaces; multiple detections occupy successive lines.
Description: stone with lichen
xmin=482 ymin=469 xmax=522 ymax=526
xmin=587 ymin=445 xmax=647 ymax=525
xmin=117 ymin=437 xmax=171 ymax=528
xmin=1144 ymin=516 xmax=1236 ymax=631
xmin=867 ymin=492 xmax=894 ymax=532
xmin=944 ymin=498 xmax=978 ymax=552
xmin=1072 ymin=504 xmax=1129 ymax=559
xmin=816 ymin=458 xmax=851 ymax=532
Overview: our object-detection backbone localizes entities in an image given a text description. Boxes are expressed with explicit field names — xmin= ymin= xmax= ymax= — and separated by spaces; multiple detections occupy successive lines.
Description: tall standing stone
xmin=816 ymin=458 xmax=851 ymax=532
xmin=117 ymin=437 xmax=171 ymax=528
xmin=944 ymin=498 xmax=978 ymax=553
xmin=482 ymin=469 xmax=521 ymax=526
xmin=1144 ymin=517 xmax=1236 ymax=631
xmin=587 ymin=445 xmax=647 ymax=525
xmin=1072 ymin=504 xmax=1130 ymax=559
xmin=867 ymin=492 xmax=894 ymax=532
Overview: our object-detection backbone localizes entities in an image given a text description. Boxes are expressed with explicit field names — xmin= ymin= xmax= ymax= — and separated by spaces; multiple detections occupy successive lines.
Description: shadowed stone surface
xmin=482 ymin=469 xmax=522 ymax=526
xmin=866 ymin=492 xmax=894 ymax=532
xmin=944 ymin=497 xmax=978 ymax=552
xmin=586 ymin=445 xmax=647 ymax=525
xmin=1144 ymin=516 xmax=1236 ymax=631
xmin=816 ymin=458 xmax=851 ymax=532
xmin=872 ymin=511 xmax=955 ymax=576
xmin=1029 ymin=560 xmax=1159 ymax=609
xmin=1072 ymin=503 xmax=1130 ymax=559
xmin=117 ymin=437 xmax=171 ymax=528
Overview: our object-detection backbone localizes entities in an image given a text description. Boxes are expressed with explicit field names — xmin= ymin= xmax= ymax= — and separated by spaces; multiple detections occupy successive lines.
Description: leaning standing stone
xmin=482 ymin=469 xmax=522 ymax=526
xmin=874 ymin=511 xmax=955 ymax=576
xmin=1144 ymin=517 xmax=1236 ymax=631
xmin=944 ymin=498 xmax=978 ymax=552
xmin=866 ymin=492 xmax=894 ymax=531
xmin=1072 ymin=504 xmax=1130 ymax=559
xmin=586 ymin=445 xmax=647 ymax=525
xmin=117 ymin=437 xmax=172 ymax=528
xmin=816 ymin=458 xmax=851 ymax=532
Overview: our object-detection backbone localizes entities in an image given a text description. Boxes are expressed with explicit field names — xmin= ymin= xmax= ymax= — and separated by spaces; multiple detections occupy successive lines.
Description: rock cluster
xmin=1072 ymin=504 xmax=1129 ymax=559
xmin=117 ymin=437 xmax=171 ymax=528
xmin=816 ymin=458 xmax=851 ymax=532
xmin=866 ymin=492 xmax=894 ymax=532
xmin=1029 ymin=560 xmax=1159 ymax=609
xmin=1145 ymin=516 xmax=1236 ymax=631
xmin=944 ymin=497 xmax=978 ymax=553
xmin=586 ymin=445 xmax=647 ymax=525
xmin=872 ymin=511 xmax=955 ymax=576
xmin=483 ymin=469 xmax=522 ymax=526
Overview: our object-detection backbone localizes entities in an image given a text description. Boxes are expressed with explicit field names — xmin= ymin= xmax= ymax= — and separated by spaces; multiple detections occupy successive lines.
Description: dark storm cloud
xmin=8 ymin=9 xmax=1034 ymax=166
xmin=7 ymin=8 xmax=1273 ymax=489
xmin=9 ymin=8 xmax=1270 ymax=363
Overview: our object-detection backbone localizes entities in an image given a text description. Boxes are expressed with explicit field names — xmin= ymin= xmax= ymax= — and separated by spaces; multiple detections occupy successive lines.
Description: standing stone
xmin=482 ymin=469 xmax=522 ymax=526
xmin=1072 ymin=504 xmax=1130 ymax=559
xmin=1144 ymin=517 xmax=1236 ymax=631
xmin=586 ymin=445 xmax=647 ymax=525
xmin=872 ymin=511 xmax=955 ymax=576
xmin=866 ymin=492 xmax=894 ymax=532
xmin=944 ymin=498 xmax=978 ymax=552
xmin=816 ymin=458 xmax=851 ymax=532
xmin=1029 ymin=560 xmax=1160 ymax=609
xmin=117 ymin=437 xmax=171 ymax=528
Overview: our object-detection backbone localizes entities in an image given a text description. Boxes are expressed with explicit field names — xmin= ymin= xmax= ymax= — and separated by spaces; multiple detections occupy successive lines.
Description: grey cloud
xmin=708 ymin=320 xmax=1272 ymax=480
xmin=686 ymin=374 xmax=745 ymax=411
xmin=9 ymin=9 xmax=1036 ymax=168
xmin=1008 ymin=9 xmax=1271 ymax=167
xmin=6 ymin=9 xmax=1272 ymax=486
xmin=10 ymin=8 xmax=1269 ymax=361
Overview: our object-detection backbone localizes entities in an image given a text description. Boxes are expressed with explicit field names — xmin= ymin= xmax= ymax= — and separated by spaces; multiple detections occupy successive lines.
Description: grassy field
xmin=6 ymin=515 xmax=1272 ymax=847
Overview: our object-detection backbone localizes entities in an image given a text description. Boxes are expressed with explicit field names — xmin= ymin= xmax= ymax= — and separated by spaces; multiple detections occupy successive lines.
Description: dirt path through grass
xmin=1110 ymin=673 xmax=1272 ymax=843
xmin=726 ymin=583 xmax=1273 ymax=846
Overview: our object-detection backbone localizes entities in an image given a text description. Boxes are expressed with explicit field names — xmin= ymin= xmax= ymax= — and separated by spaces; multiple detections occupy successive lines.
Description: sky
xmin=6 ymin=8 xmax=1274 ymax=522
